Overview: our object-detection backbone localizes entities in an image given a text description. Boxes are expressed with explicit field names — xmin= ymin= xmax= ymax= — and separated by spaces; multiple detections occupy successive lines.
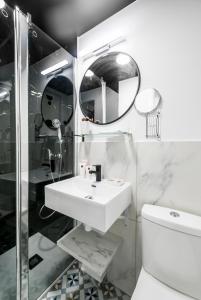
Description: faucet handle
xmin=92 ymin=164 xmax=101 ymax=171
xmin=93 ymin=165 xmax=101 ymax=181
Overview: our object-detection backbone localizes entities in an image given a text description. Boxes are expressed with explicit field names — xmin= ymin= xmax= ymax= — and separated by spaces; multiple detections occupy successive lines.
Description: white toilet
xmin=132 ymin=205 xmax=201 ymax=300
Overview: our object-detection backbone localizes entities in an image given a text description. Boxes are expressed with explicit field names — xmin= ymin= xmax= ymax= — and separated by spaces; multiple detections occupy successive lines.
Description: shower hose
xmin=39 ymin=142 xmax=62 ymax=220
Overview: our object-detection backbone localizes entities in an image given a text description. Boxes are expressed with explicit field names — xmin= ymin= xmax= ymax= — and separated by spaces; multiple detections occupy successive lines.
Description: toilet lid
xmin=132 ymin=268 xmax=195 ymax=300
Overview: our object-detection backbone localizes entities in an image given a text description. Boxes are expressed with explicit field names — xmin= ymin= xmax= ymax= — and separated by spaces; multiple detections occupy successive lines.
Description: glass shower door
xmin=0 ymin=4 xmax=17 ymax=299
xmin=0 ymin=4 xmax=75 ymax=298
xmin=28 ymin=24 xmax=75 ymax=299
xmin=0 ymin=5 xmax=29 ymax=300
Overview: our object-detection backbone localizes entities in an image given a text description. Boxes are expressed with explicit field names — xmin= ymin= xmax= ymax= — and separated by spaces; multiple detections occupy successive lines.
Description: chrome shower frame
xmin=14 ymin=7 xmax=29 ymax=300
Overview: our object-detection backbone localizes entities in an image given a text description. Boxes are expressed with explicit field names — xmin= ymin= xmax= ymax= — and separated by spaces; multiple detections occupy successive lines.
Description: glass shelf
xmin=75 ymin=131 xmax=132 ymax=141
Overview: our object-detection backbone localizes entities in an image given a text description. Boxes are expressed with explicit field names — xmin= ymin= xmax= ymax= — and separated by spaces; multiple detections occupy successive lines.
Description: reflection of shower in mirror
xmin=41 ymin=75 xmax=74 ymax=129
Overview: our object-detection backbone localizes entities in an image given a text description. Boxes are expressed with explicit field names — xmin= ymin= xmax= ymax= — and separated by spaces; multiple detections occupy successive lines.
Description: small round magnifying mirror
xmin=135 ymin=88 xmax=161 ymax=114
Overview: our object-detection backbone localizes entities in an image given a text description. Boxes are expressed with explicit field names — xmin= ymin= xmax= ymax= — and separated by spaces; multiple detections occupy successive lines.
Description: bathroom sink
xmin=45 ymin=176 xmax=131 ymax=233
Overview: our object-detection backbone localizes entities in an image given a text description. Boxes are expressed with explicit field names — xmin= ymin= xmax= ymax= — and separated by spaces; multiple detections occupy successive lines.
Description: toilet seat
xmin=132 ymin=268 xmax=195 ymax=300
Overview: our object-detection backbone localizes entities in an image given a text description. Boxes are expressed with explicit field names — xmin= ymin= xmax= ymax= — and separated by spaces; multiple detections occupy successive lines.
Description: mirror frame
xmin=41 ymin=75 xmax=74 ymax=130
xmin=79 ymin=51 xmax=141 ymax=125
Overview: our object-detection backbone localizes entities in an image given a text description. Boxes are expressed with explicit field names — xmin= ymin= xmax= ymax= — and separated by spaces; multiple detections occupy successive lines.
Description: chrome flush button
xmin=170 ymin=211 xmax=180 ymax=218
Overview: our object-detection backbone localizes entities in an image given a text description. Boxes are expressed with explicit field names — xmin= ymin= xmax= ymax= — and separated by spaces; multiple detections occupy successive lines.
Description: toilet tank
xmin=142 ymin=205 xmax=201 ymax=300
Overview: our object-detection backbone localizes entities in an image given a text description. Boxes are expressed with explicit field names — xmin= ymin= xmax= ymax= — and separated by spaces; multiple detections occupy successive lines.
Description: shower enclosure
xmin=0 ymin=3 xmax=75 ymax=299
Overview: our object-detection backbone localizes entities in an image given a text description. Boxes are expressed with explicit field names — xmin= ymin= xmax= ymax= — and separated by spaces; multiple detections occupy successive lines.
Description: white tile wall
xmin=77 ymin=139 xmax=201 ymax=295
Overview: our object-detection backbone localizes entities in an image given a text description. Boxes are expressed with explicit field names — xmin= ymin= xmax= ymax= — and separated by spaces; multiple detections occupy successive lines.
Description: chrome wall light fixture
xmin=80 ymin=36 xmax=126 ymax=61
xmin=41 ymin=60 xmax=69 ymax=76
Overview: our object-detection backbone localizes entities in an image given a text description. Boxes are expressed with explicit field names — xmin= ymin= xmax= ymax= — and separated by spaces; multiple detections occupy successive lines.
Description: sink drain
xmin=84 ymin=195 xmax=93 ymax=200
xmin=170 ymin=211 xmax=180 ymax=218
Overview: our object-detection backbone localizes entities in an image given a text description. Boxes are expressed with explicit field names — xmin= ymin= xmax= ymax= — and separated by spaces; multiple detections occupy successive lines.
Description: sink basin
xmin=45 ymin=176 xmax=131 ymax=233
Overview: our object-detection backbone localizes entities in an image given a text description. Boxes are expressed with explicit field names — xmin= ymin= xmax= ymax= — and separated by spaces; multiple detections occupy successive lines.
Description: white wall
xmin=78 ymin=0 xmax=201 ymax=141
xmin=76 ymin=0 xmax=201 ymax=296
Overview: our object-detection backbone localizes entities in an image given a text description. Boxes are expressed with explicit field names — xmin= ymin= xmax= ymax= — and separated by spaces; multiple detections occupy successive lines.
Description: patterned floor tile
xmin=44 ymin=261 xmax=130 ymax=300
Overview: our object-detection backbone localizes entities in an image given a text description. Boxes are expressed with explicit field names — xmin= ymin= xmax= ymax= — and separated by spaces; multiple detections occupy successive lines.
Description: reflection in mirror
xmin=135 ymin=88 xmax=161 ymax=114
xmin=80 ymin=52 xmax=140 ymax=124
xmin=41 ymin=75 xmax=73 ymax=129
xmin=0 ymin=81 xmax=11 ymax=116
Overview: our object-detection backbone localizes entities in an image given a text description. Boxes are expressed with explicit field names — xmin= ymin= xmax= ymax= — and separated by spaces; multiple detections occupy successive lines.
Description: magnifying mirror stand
xmin=145 ymin=110 xmax=161 ymax=140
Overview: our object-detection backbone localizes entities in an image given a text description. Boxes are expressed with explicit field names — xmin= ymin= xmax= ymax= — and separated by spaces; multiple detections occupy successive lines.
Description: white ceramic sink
xmin=45 ymin=176 xmax=131 ymax=233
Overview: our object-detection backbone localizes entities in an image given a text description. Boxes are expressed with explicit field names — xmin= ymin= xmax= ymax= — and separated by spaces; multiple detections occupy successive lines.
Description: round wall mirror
xmin=135 ymin=88 xmax=161 ymax=114
xmin=41 ymin=76 xmax=73 ymax=129
xmin=79 ymin=52 xmax=140 ymax=125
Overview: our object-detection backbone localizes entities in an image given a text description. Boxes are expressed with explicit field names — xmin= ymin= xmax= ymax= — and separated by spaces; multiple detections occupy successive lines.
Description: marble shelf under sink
xmin=57 ymin=224 xmax=122 ymax=282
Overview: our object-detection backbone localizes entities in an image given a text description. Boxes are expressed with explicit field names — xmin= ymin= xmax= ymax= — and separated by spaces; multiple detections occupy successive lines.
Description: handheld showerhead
xmin=52 ymin=118 xmax=61 ymax=129
xmin=52 ymin=118 xmax=62 ymax=143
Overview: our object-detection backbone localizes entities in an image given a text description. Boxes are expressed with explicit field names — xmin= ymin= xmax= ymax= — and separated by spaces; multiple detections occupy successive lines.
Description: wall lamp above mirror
xmin=79 ymin=52 xmax=140 ymax=125
xmin=41 ymin=60 xmax=69 ymax=76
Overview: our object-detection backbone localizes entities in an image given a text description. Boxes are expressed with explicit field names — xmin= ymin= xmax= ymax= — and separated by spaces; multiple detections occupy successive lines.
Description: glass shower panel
xmin=0 ymin=4 xmax=16 ymax=299
xmin=28 ymin=23 xmax=75 ymax=299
